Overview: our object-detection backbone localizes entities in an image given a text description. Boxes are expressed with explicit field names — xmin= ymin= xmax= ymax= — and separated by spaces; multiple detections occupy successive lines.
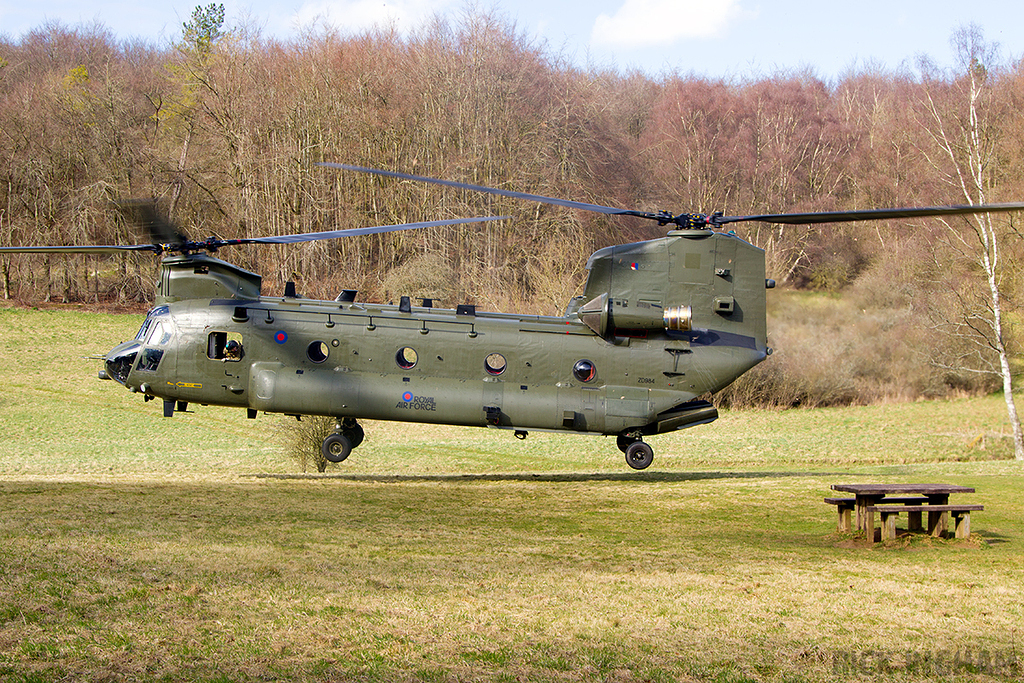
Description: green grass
xmin=1 ymin=305 xmax=1023 ymax=682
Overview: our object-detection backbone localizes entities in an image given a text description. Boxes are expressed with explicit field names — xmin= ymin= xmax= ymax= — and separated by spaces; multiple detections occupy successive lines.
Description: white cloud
xmin=591 ymin=0 xmax=753 ymax=50
xmin=292 ymin=0 xmax=454 ymax=35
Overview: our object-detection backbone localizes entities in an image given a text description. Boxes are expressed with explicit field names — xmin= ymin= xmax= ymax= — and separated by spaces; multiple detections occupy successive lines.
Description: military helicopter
xmin=4 ymin=164 xmax=1024 ymax=470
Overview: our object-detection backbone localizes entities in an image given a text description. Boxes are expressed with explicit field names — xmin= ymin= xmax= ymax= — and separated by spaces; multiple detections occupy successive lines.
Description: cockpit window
xmin=147 ymin=321 xmax=173 ymax=346
xmin=133 ymin=306 xmax=173 ymax=373
xmin=135 ymin=305 xmax=170 ymax=342
xmin=137 ymin=348 xmax=164 ymax=372
xmin=135 ymin=318 xmax=152 ymax=342
xmin=106 ymin=341 xmax=140 ymax=384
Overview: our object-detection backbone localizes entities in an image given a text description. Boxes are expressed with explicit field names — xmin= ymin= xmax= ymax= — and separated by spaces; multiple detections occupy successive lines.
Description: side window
xmin=396 ymin=347 xmax=418 ymax=370
xmin=485 ymin=353 xmax=507 ymax=376
xmin=308 ymin=341 xmax=329 ymax=364
xmin=208 ymin=331 xmax=244 ymax=361
xmin=573 ymin=359 xmax=597 ymax=383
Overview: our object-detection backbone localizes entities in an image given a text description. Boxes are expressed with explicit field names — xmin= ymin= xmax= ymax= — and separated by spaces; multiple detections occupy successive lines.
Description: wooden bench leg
xmin=907 ymin=510 xmax=923 ymax=532
xmin=865 ymin=507 xmax=875 ymax=542
xmin=837 ymin=505 xmax=853 ymax=533
xmin=881 ymin=511 xmax=898 ymax=541
xmin=953 ymin=511 xmax=971 ymax=539
xmin=928 ymin=510 xmax=949 ymax=537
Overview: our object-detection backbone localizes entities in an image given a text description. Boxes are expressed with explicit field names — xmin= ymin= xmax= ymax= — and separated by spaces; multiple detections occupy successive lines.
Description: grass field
xmin=2 ymin=305 xmax=1023 ymax=682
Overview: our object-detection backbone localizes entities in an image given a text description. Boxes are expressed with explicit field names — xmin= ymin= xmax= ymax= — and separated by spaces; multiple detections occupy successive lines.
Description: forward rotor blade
xmin=319 ymin=162 xmax=639 ymax=217
xmin=0 ymin=244 xmax=158 ymax=254
xmin=117 ymin=200 xmax=188 ymax=245
xmin=226 ymin=215 xmax=509 ymax=245
xmin=1 ymin=217 xmax=508 ymax=255
xmin=716 ymin=203 xmax=1024 ymax=226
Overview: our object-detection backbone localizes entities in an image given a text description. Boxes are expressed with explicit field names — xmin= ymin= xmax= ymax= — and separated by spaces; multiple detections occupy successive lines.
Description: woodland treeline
xmin=2 ymin=10 xmax=1023 ymax=411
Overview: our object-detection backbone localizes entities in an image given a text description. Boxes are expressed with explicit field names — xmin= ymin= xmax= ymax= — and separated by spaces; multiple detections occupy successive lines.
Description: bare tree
xmin=282 ymin=415 xmax=335 ymax=473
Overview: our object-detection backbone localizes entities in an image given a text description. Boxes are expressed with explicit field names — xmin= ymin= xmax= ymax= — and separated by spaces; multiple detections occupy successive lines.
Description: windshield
xmin=135 ymin=305 xmax=170 ymax=341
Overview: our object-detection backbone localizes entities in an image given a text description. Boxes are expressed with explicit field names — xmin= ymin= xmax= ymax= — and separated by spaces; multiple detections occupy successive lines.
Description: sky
xmin=3 ymin=0 xmax=1024 ymax=80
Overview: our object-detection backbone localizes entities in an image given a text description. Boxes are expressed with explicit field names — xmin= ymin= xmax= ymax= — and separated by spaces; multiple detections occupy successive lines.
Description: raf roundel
xmin=403 ymin=391 xmax=414 ymax=402
xmin=274 ymin=331 xmax=288 ymax=344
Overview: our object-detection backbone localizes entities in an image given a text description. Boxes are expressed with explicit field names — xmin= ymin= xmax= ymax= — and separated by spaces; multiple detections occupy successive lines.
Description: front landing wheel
xmin=624 ymin=441 xmax=654 ymax=470
xmin=322 ymin=432 xmax=353 ymax=463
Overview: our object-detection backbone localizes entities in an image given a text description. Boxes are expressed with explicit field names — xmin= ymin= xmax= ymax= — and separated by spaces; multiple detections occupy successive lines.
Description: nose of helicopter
xmin=102 ymin=340 xmax=141 ymax=385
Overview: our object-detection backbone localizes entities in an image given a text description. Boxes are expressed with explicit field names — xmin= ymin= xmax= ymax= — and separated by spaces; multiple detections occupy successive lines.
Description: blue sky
xmin=3 ymin=0 xmax=1024 ymax=80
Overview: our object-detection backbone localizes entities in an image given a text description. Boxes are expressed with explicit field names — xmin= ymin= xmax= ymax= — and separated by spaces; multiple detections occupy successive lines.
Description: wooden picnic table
xmin=828 ymin=483 xmax=979 ymax=541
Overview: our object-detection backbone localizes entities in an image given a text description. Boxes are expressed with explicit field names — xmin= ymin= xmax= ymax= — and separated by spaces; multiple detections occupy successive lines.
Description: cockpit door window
xmin=137 ymin=348 xmax=165 ymax=372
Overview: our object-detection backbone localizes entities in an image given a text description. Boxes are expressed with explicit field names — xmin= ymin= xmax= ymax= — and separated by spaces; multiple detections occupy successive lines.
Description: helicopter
xmin=4 ymin=164 xmax=1024 ymax=470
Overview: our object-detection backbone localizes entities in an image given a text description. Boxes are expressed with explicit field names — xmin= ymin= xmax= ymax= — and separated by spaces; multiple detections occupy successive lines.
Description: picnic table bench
xmin=824 ymin=496 xmax=929 ymax=533
xmin=827 ymin=483 xmax=981 ymax=542
xmin=870 ymin=504 xmax=984 ymax=541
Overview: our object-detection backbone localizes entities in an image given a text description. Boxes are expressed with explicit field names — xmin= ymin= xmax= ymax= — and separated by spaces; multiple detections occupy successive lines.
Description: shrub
xmin=282 ymin=415 xmax=336 ymax=473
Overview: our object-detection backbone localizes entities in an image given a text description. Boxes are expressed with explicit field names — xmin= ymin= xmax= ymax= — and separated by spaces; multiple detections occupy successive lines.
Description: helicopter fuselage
xmin=111 ymin=295 xmax=751 ymax=432
xmin=103 ymin=229 xmax=771 ymax=467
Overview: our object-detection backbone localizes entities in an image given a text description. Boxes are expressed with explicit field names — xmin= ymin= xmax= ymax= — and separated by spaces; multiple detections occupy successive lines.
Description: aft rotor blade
xmin=228 ymin=215 xmax=509 ymax=245
xmin=319 ymin=162 xmax=642 ymax=217
xmin=0 ymin=244 xmax=158 ymax=254
xmin=323 ymin=163 xmax=1024 ymax=230
xmin=716 ymin=203 xmax=1024 ymax=226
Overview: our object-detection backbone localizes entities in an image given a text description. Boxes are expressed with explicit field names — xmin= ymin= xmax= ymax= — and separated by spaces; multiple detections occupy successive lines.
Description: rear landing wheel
xmin=624 ymin=441 xmax=654 ymax=470
xmin=341 ymin=421 xmax=364 ymax=449
xmin=322 ymin=432 xmax=352 ymax=463
xmin=617 ymin=433 xmax=640 ymax=453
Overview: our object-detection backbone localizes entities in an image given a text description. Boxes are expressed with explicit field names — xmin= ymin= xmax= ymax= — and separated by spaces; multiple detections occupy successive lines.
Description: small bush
xmin=282 ymin=415 xmax=337 ymax=473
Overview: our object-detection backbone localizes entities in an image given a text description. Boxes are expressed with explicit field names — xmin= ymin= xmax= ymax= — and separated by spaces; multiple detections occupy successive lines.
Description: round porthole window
xmin=307 ymin=341 xmax=329 ymax=364
xmin=396 ymin=346 xmax=418 ymax=370
xmin=573 ymin=359 xmax=597 ymax=383
xmin=484 ymin=352 xmax=507 ymax=376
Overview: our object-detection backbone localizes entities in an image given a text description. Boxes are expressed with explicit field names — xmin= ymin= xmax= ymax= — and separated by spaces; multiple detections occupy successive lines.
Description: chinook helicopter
xmin=4 ymin=164 xmax=1024 ymax=470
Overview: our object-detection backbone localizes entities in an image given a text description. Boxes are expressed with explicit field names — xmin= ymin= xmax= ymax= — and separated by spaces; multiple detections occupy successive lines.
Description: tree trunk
xmin=988 ymin=257 xmax=1024 ymax=460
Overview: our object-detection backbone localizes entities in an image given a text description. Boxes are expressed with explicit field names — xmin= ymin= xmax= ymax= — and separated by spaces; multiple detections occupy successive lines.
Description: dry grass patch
xmin=2 ymin=308 xmax=1024 ymax=681
xmin=2 ymin=472 xmax=1022 ymax=681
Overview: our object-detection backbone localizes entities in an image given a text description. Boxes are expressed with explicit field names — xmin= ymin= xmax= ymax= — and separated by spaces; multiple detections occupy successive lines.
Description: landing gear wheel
xmin=335 ymin=418 xmax=364 ymax=450
xmin=617 ymin=433 xmax=641 ymax=453
xmin=322 ymin=432 xmax=353 ymax=463
xmin=624 ymin=441 xmax=654 ymax=470
xmin=343 ymin=423 xmax=364 ymax=449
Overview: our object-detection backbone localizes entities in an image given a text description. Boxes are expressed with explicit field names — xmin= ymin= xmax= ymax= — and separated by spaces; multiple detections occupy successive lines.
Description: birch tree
xmin=918 ymin=25 xmax=1023 ymax=460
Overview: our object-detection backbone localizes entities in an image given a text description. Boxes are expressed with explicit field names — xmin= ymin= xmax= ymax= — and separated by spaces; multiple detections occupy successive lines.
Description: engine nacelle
xmin=577 ymin=293 xmax=691 ymax=337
